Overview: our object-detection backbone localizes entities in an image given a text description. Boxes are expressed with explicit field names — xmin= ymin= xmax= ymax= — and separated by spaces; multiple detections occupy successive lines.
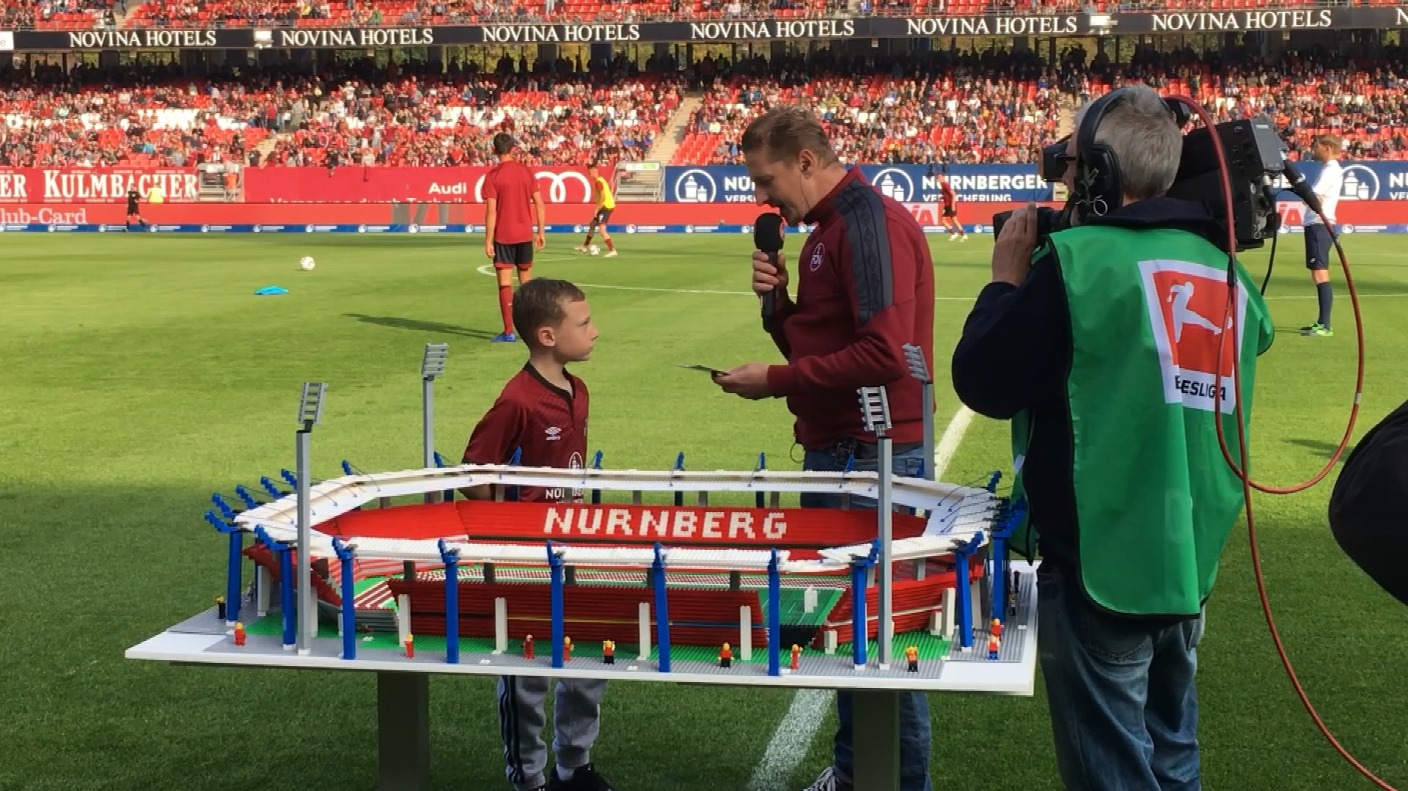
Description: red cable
xmin=1161 ymin=94 xmax=1392 ymax=790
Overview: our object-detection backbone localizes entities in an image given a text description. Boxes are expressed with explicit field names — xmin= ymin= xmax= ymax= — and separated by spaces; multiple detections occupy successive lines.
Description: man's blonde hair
xmin=1314 ymin=134 xmax=1342 ymax=162
xmin=740 ymin=105 xmax=840 ymax=166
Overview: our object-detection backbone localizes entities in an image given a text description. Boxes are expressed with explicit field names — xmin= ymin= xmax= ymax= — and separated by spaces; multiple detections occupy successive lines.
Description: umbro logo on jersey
xmin=545 ymin=426 xmax=563 ymax=441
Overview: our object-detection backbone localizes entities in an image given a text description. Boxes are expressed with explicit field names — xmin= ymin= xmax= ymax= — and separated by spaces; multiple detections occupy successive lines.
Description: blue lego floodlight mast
xmin=295 ymin=381 xmax=327 ymax=655
xmin=858 ymin=385 xmax=896 ymax=668
xmin=901 ymin=343 xmax=935 ymax=482
xmin=420 ymin=343 xmax=449 ymax=502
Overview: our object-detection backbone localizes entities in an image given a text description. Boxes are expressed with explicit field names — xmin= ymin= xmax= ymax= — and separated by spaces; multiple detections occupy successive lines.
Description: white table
xmin=126 ymin=562 xmax=1040 ymax=790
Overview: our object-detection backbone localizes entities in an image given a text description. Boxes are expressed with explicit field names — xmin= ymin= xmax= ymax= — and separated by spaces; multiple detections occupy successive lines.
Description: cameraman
xmin=951 ymin=84 xmax=1275 ymax=790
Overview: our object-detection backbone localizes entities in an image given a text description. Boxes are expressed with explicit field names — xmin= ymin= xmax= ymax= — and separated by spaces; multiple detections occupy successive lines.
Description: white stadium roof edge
xmin=231 ymin=464 xmax=1000 ymax=574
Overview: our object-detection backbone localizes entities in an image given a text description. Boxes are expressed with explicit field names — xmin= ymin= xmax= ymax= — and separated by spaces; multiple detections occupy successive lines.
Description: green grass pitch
xmin=2 ymin=229 xmax=1407 ymax=791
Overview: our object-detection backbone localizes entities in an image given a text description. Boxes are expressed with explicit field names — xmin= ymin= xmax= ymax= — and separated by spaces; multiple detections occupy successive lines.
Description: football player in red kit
xmin=940 ymin=176 xmax=967 ymax=241
xmin=459 ymin=278 xmax=614 ymax=791
xmin=484 ymin=132 xmax=547 ymax=344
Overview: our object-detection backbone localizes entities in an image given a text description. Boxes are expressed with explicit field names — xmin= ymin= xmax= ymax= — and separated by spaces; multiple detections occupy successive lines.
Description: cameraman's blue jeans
xmin=1037 ymin=560 xmax=1206 ymax=791
xmin=801 ymin=445 xmax=932 ymax=791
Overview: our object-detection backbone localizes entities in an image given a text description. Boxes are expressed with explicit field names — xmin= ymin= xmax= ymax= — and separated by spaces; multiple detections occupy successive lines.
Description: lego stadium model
xmin=202 ymin=452 xmax=1025 ymax=680
xmin=183 ymin=353 xmax=1030 ymax=684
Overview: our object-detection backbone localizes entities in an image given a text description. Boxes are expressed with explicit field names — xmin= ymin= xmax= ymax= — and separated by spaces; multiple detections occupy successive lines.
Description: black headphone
xmin=1072 ymin=86 xmax=1129 ymax=221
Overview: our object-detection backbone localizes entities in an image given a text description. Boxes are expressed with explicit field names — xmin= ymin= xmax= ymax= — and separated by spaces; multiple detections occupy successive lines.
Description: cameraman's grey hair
xmin=1074 ymin=84 xmax=1183 ymax=201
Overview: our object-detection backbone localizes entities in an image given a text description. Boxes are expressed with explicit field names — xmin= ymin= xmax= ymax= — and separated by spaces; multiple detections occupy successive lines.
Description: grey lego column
xmin=421 ymin=343 xmax=449 ymax=504
xmin=902 ymin=344 xmax=935 ymax=482
xmin=859 ymin=386 xmax=895 ymax=666
xmin=376 ymin=671 xmax=431 ymax=791
xmin=295 ymin=382 xmax=326 ymax=654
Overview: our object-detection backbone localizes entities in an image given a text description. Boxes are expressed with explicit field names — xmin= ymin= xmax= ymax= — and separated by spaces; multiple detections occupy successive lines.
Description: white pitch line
xmin=474 ymin=267 xmax=1408 ymax=302
xmin=746 ymin=406 xmax=976 ymax=791
xmin=933 ymin=406 xmax=976 ymax=480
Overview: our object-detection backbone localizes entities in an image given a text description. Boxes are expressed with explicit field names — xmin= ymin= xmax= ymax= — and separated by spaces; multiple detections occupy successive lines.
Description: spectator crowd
xmin=0 ymin=44 xmax=1404 ymax=170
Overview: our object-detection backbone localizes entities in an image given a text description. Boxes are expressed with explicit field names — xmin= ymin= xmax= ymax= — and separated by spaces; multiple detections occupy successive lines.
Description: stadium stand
xmin=0 ymin=0 xmax=115 ymax=31
xmin=1080 ymin=44 xmax=1408 ymax=160
xmin=0 ymin=0 xmax=1361 ymax=30
xmin=1 ymin=46 xmax=1404 ymax=168
xmin=674 ymin=51 xmax=1062 ymax=166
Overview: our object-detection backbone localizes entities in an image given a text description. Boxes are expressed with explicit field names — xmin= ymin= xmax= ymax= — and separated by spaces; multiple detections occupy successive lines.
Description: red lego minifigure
xmin=233 ymin=622 xmax=246 ymax=646
xmin=405 ymin=634 xmax=415 ymax=659
xmin=790 ymin=643 xmax=802 ymax=671
xmin=905 ymin=645 xmax=919 ymax=672
xmin=523 ymin=634 xmax=535 ymax=659
xmin=719 ymin=642 xmax=733 ymax=668
xmin=987 ymin=634 xmax=1000 ymax=660
xmin=563 ymin=636 xmax=573 ymax=662
xmin=990 ymin=618 xmax=1004 ymax=639
xmin=603 ymin=639 xmax=615 ymax=664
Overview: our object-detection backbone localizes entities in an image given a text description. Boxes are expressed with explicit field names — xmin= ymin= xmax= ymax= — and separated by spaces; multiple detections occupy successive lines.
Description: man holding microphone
xmin=714 ymin=105 xmax=937 ymax=791
xmin=951 ymin=84 xmax=1275 ymax=789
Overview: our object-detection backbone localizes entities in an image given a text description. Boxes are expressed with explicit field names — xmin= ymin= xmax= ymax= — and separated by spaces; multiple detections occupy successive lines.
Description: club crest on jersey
xmin=1139 ymin=259 xmax=1247 ymax=414
xmin=809 ymin=243 xmax=826 ymax=272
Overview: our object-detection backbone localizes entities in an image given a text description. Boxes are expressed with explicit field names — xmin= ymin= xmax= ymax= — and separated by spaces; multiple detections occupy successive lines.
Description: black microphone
xmin=754 ymin=213 xmax=784 ymax=332
xmin=1281 ymin=158 xmax=1326 ymax=219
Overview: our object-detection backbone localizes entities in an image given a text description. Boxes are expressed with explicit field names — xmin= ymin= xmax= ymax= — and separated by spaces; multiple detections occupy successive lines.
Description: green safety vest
xmin=1008 ymin=225 xmax=1275 ymax=616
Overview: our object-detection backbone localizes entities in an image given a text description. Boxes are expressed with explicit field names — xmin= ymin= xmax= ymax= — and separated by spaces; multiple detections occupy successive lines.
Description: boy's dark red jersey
xmin=484 ymin=161 xmax=539 ymax=244
xmin=462 ymin=363 xmax=589 ymax=503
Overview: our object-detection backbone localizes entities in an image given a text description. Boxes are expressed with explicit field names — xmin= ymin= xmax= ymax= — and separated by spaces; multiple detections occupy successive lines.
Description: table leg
xmin=377 ymin=672 xmax=431 ymax=791
xmin=851 ymin=689 xmax=901 ymax=791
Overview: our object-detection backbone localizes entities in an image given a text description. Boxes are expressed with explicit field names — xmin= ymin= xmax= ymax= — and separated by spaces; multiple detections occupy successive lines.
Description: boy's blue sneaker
xmin=492 ymin=332 xmax=517 ymax=343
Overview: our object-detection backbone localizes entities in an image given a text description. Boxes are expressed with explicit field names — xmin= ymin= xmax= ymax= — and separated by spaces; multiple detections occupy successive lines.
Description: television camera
xmin=993 ymin=101 xmax=1312 ymax=254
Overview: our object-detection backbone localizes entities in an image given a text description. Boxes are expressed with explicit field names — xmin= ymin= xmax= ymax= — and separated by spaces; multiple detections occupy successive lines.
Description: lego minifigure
xmin=216 ymin=595 xmax=227 ymax=620
xmin=563 ymin=636 xmax=573 ymax=662
xmin=790 ymin=643 xmax=802 ymax=671
xmin=603 ymin=639 xmax=615 ymax=664
xmin=719 ymin=642 xmax=733 ymax=668
xmin=990 ymin=618 xmax=1003 ymax=639
xmin=405 ymin=634 xmax=416 ymax=659
xmin=987 ymin=634 xmax=1000 ymax=660
xmin=233 ymin=622 xmax=246 ymax=646
xmin=905 ymin=645 xmax=919 ymax=672
xmin=523 ymin=634 xmax=535 ymax=659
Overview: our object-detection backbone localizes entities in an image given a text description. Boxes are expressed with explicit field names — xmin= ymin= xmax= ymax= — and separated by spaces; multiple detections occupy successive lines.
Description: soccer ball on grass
xmin=588 ymin=245 xmax=599 ymax=256
xmin=299 ymin=256 xmax=316 ymax=271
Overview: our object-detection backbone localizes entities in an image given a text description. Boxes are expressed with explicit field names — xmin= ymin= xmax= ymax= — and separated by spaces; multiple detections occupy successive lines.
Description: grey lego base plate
xmin=131 ymin=564 xmax=1039 ymax=694
xmin=946 ymin=566 xmax=1033 ymax=664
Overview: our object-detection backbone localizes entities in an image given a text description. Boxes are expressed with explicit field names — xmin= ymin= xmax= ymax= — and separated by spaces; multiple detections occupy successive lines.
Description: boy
xmin=460 ymin=278 xmax=612 ymax=791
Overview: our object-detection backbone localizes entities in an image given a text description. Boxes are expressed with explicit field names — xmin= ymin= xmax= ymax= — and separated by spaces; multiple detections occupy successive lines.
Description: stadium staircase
xmin=616 ymin=95 xmax=703 ymax=202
